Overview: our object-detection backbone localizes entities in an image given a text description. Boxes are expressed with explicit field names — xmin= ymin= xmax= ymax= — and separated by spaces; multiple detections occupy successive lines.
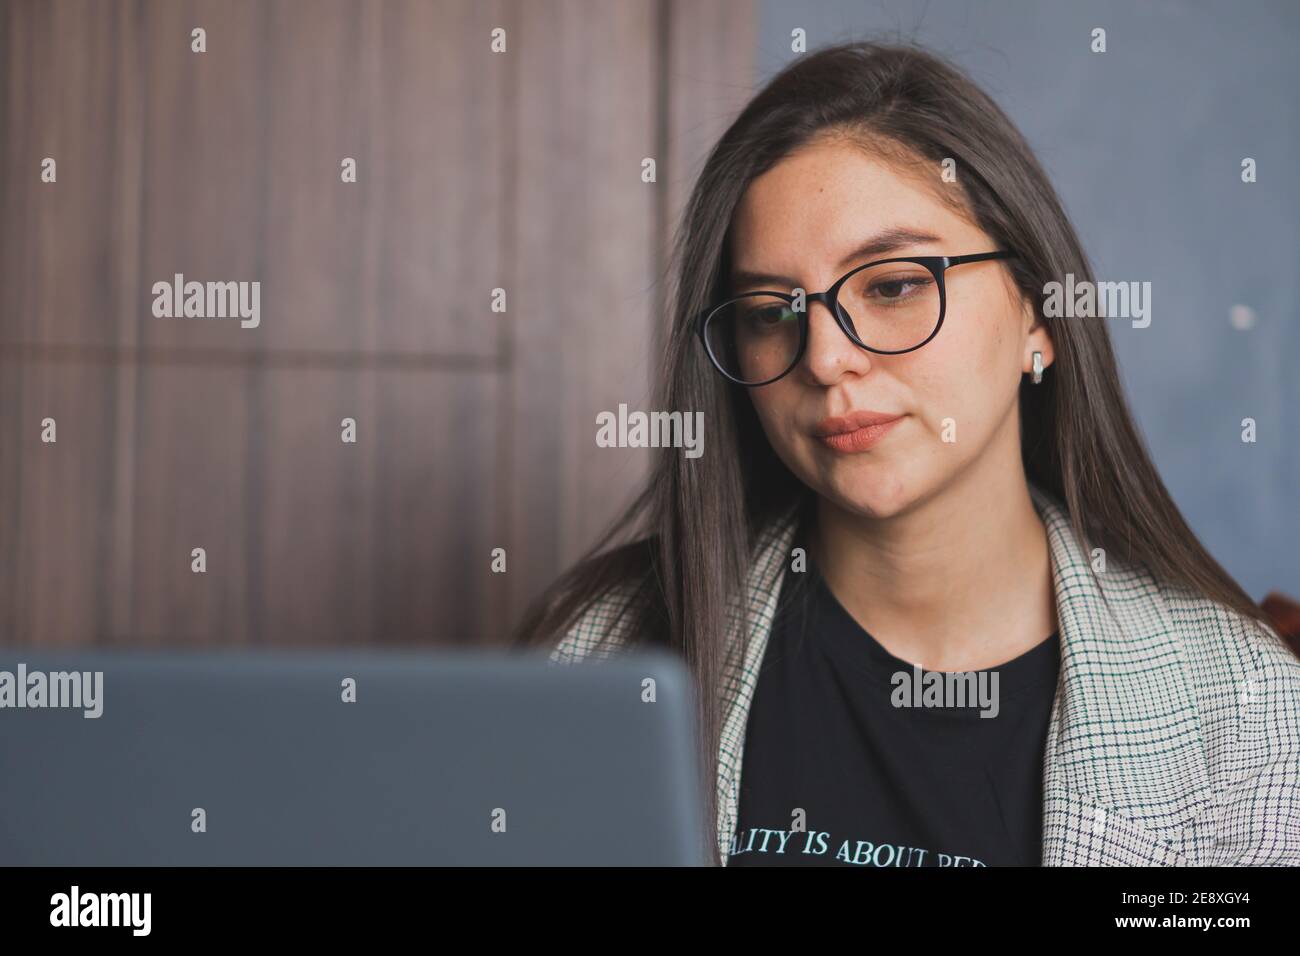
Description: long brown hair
xmin=512 ymin=40 xmax=1272 ymax=864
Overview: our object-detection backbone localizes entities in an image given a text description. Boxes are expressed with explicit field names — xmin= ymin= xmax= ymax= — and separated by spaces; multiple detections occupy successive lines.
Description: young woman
xmin=514 ymin=41 xmax=1300 ymax=867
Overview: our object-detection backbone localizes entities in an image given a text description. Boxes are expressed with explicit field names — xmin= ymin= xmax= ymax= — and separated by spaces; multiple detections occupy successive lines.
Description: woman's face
xmin=727 ymin=137 xmax=1053 ymax=519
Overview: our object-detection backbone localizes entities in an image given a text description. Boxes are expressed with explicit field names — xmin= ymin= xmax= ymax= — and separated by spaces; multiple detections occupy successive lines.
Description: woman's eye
xmin=868 ymin=277 xmax=930 ymax=299
xmin=745 ymin=306 xmax=793 ymax=326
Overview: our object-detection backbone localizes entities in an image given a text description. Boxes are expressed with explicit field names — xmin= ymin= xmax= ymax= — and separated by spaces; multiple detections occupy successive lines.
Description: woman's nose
xmin=800 ymin=298 xmax=873 ymax=384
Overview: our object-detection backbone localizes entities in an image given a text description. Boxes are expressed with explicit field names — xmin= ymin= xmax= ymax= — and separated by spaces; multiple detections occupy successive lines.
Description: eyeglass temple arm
xmin=946 ymin=250 xmax=1017 ymax=266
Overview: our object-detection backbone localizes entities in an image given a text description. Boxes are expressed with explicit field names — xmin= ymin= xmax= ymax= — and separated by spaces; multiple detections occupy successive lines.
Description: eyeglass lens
xmin=704 ymin=260 xmax=940 ymax=383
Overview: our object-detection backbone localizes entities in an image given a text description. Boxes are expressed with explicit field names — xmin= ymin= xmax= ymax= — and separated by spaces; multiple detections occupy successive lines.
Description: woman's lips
xmin=814 ymin=414 xmax=904 ymax=453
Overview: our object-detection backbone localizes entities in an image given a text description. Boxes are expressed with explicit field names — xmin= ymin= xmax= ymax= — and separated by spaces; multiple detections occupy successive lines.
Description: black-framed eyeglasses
xmin=695 ymin=250 xmax=1018 ymax=386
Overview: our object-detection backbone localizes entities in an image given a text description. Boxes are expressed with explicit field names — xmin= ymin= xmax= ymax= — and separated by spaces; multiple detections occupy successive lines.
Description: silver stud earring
xmin=1031 ymin=351 xmax=1044 ymax=384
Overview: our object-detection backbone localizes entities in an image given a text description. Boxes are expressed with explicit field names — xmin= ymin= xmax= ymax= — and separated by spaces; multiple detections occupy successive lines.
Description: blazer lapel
xmin=1030 ymin=485 xmax=1211 ymax=865
xmin=714 ymin=485 xmax=1211 ymax=866
xmin=714 ymin=503 xmax=801 ymax=865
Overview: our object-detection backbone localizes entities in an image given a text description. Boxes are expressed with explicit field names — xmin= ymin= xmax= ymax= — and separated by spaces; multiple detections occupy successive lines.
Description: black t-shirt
xmin=729 ymin=541 xmax=1060 ymax=868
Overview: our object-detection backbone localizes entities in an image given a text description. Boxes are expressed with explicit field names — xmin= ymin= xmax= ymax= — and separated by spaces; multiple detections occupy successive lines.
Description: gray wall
xmin=757 ymin=0 xmax=1299 ymax=598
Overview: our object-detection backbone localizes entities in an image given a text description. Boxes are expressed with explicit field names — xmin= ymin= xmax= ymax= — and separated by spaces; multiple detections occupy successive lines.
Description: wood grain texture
xmin=506 ymin=0 xmax=660 ymax=625
xmin=0 ymin=359 xmax=119 ymax=646
xmin=0 ymin=0 xmax=143 ymax=348
xmin=127 ymin=362 xmax=253 ymax=644
xmin=0 ymin=0 xmax=754 ymax=648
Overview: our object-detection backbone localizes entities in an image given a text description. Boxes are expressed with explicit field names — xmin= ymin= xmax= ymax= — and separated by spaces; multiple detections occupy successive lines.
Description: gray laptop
xmin=0 ymin=649 xmax=709 ymax=866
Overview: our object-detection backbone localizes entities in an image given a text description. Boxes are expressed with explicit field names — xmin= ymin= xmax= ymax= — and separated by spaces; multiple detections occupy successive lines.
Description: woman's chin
xmin=821 ymin=472 xmax=918 ymax=521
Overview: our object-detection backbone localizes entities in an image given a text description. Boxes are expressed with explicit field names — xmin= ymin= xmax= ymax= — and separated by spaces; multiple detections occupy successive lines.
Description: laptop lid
xmin=0 ymin=649 xmax=709 ymax=866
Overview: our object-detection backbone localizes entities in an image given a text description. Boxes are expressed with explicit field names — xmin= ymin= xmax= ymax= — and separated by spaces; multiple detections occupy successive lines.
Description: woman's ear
xmin=1021 ymin=299 xmax=1055 ymax=374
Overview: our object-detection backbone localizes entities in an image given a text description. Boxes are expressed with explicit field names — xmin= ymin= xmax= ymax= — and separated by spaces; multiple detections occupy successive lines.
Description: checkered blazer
xmin=550 ymin=483 xmax=1300 ymax=866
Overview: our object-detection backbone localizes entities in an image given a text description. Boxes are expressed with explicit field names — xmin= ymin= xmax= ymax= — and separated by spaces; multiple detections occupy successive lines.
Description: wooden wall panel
xmin=371 ymin=369 xmax=505 ymax=645
xmin=256 ymin=366 xmax=377 ymax=646
xmin=132 ymin=0 xmax=269 ymax=352
xmin=0 ymin=0 xmax=142 ymax=348
xmin=0 ymin=0 xmax=755 ymax=649
xmin=256 ymin=0 xmax=378 ymax=354
xmin=0 ymin=356 xmax=17 ymax=641
xmin=507 ymin=0 xmax=660 ymax=624
xmin=256 ymin=366 xmax=503 ymax=646
xmin=127 ymin=363 xmax=253 ymax=644
xmin=255 ymin=0 xmax=509 ymax=357
xmin=0 ymin=0 xmax=147 ymax=646
xmin=367 ymin=0 xmax=507 ymax=358
xmin=0 ymin=359 xmax=121 ymax=646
